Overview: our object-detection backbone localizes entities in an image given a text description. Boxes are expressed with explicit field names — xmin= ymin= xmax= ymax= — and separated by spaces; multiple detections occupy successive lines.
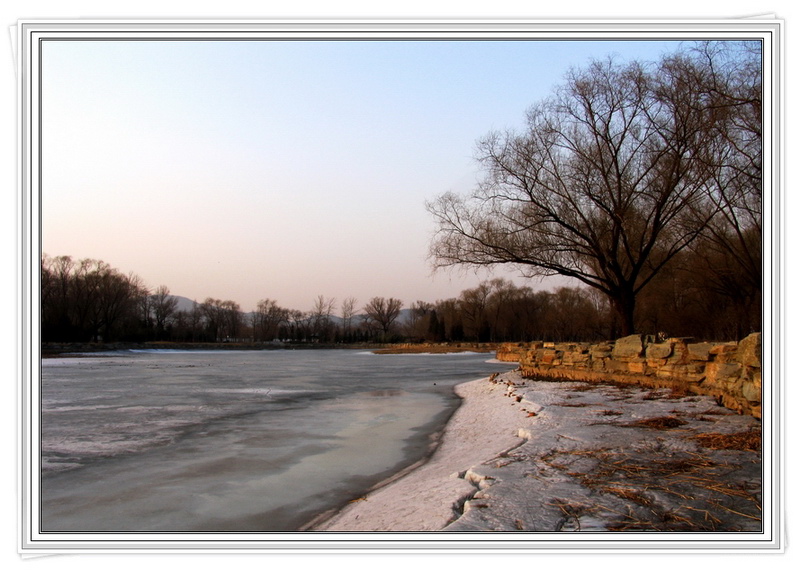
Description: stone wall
xmin=496 ymin=333 xmax=762 ymax=418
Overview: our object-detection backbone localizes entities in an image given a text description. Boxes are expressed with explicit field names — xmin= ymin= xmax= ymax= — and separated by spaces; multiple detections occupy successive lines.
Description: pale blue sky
xmin=42 ymin=38 xmax=684 ymax=312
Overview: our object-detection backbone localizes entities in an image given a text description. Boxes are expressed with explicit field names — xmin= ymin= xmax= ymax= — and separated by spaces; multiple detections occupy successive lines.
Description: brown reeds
xmin=694 ymin=430 xmax=761 ymax=452
xmin=540 ymin=443 xmax=761 ymax=531
xmin=621 ymin=416 xmax=687 ymax=429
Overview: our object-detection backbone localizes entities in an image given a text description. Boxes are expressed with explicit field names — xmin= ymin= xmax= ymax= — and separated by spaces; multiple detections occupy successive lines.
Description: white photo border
xmin=17 ymin=17 xmax=785 ymax=554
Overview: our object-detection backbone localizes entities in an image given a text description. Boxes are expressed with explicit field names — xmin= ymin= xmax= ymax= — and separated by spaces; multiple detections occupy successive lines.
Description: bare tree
xmin=188 ymin=300 xmax=203 ymax=341
xmin=137 ymin=284 xmax=153 ymax=333
xmin=200 ymin=298 xmax=241 ymax=341
xmin=681 ymin=42 xmax=762 ymax=337
xmin=405 ymin=300 xmax=434 ymax=341
xmin=310 ymin=295 xmax=337 ymax=342
xmin=362 ymin=297 xmax=404 ymax=338
xmin=41 ymin=254 xmax=75 ymax=340
xmin=200 ymin=298 xmax=224 ymax=341
xmin=41 ymin=255 xmax=145 ymax=342
xmin=151 ymin=285 xmax=178 ymax=338
xmin=221 ymin=300 xmax=242 ymax=341
xmin=458 ymin=282 xmax=493 ymax=341
xmin=286 ymin=309 xmax=310 ymax=342
xmin=254 ymin=298 xmax=288 ymax=342
xmin=340 ymin=297 xmax=358 ymax=339
xmin=426 ymin=49 xmax=751 ymax=335
xmin=434 ymin=298 xmax=464 ymax=341
xmin=483 ymin=278 xmax=537 ymax=342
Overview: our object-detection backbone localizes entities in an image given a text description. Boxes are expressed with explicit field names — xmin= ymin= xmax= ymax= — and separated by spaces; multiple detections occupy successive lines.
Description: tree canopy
xmin=427 ymin=42 xmax=762 ymax=336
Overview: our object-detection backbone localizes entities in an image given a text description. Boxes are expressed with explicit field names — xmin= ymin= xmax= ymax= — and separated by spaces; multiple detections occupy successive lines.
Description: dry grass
xmin=694 ymin=430 xmax=761 ymax=452
xmin=643 ymin=390 xmax=669 ymax=400
xmin=622 ymin=416 xmax=688 ymax=429
xmin=601 ymin=485 xmax=654 ymax=507
xmin=541 ymin=444 xmax=761 ymax=531
xmin=373 ymin=345 xmax=494 ymax=354
xmin=564 ymin=382 xmax=598 ymax=392
xmin=697 ymin=407 xmax=733 ymax=416
xmin=598 ymin=409 xmax=623 ymax=416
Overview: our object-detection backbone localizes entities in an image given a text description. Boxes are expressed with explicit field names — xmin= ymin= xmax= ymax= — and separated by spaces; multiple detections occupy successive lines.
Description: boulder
xmin=646 ymin=342 xmax=673 ymax=360
xmin=666 ymin=339 xmax=690 ymax=364
xmin=737 ymin=333 xmax=762 ymax=368
xmin=705 ymin=362 xmax=744 ymax=388
xmin=742 ymin=378 xmax=762 ymax=403
xmin=612 ymin=334 xmax=645 ymax=360
xmin=687 ymin=342 xmax=715 ymax=361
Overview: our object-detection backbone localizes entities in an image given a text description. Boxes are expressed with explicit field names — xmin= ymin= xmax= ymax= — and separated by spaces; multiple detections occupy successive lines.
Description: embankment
xmin=497 ymin=333 xmax=762 ymax=418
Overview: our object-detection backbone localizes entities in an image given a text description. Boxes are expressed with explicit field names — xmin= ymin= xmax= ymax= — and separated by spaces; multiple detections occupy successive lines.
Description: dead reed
xmin=621 ymin=416 xmax=688 ymax=429
xmin=694 ymin=430 xmax=761 ymax=452
xmin=540 ymin=443 xmax=761 ymax=531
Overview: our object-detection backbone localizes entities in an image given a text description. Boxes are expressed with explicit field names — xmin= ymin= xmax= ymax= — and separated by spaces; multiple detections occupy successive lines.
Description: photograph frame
xmin=16 ymin=16 xmax=785 ymax=554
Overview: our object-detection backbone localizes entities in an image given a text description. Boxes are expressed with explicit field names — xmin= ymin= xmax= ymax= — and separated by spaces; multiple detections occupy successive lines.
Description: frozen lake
xmin=39 ymin=348 xmax=514 ymax=532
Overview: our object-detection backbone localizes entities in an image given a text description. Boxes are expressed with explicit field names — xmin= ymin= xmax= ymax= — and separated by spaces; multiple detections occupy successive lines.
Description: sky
xmin=42 ymin=37 xmax=688 ymax=313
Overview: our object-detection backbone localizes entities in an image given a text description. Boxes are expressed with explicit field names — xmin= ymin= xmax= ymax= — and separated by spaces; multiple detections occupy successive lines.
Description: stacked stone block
xmin=496 ymin=333 xmax=762 ymax=418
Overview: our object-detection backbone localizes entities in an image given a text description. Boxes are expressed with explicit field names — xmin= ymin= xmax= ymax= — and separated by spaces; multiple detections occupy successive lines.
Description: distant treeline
xmin=41 ymin=250 xmax=759 ymax=345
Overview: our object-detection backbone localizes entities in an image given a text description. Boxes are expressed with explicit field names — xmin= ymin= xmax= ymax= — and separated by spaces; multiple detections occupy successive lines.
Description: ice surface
xmin=39 ymin=349 xmax=515 ymax=531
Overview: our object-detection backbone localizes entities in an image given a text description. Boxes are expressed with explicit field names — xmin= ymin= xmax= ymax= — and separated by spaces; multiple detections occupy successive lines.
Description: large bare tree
xmin=427 ymin=47 xmax=758 ymax=335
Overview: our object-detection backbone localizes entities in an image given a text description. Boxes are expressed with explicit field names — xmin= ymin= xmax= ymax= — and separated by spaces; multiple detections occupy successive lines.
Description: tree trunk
xmin=611 ymin=289 xmax=637 ymax=337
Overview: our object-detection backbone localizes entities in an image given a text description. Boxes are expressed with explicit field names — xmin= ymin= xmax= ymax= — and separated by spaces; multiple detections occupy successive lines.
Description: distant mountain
xmin=170 ymin=295 xmax=201 ymax=313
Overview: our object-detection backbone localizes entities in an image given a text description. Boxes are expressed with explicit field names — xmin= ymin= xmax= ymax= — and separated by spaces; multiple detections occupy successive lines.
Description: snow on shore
xmin=311 ymin=373 xmax=533 ymax=531
xmin=313 ymin=370 xmax=762 ymax=532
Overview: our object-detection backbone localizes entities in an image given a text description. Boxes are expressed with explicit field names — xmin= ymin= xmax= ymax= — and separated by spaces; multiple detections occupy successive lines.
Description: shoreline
xmin=309 ymin=373 xmax=535 ymax=531
xmin=40 ymin=341 xmax=498 ymax=357
xmin=310 ymin=370 xmax=762 ymax=532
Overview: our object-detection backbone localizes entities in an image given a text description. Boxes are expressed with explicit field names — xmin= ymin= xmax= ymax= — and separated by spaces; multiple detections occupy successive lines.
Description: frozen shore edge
xmin=310 ymin=369 xmax=762 ymax=533
xmin=309 ymin=372 xmax=534 ymax=531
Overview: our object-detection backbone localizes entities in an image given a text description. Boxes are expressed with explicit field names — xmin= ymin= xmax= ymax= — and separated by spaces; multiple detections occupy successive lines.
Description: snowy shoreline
xmin=310 ymin=372 xmax=539 ymax=531
xmin=311 ymin=370 xmax=762 ymax=532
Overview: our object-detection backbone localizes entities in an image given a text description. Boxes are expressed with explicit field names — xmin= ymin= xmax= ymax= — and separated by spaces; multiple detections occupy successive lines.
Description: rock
xmin=499 ymin=333 xmax=763 ymax=418
xmin=709 ymin=343 xmax=738 ymax=356
xmin=705 ymin=362 xmax=744 ymax=387
xmin=742 ymin=379 xmax=761 ymax=403
xmin=539 ymin=349 xmax=558 ymax=365
xmin=554 ymin=343 xmax=582 ymax=353
xmin=646 ymin=342 xmax=673 ymax=360
xmin=709 ymin=343 xmax=739 ymax=364
xmin=687 ymin=342 xmax=715 ymax=361
xmin=666 ymin=339 xmax=690 ymax=364
xmin=611 ymin=334 xmax=645 ymax=360
xmin=562 ymin=351 xmax=590 ymax=366
xmin=737 ymin=333 xmax=762 ymax=368
xmin=590 ymin=342 xmax=614 ymax=358
xmin=626 ymin=360 xmax=648 ymax=374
